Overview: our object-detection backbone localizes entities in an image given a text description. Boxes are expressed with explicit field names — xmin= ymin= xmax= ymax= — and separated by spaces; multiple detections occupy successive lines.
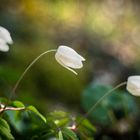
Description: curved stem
xmin=76 ymin=81 xmax=127 ymax=128
xmin=2 ymin=49 xmax=56 ymax=112
xmin=12 ymin=49 xmax=56 ymax=95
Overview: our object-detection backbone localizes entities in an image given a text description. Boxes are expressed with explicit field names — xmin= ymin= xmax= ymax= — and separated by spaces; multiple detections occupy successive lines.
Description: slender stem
xmin=76 ymin=81 xmax=127 ymax=128
xmin=12 ymin=49 xmax=56 ymax=95
xmin=1 ymin=49 xmax=56 ymax=115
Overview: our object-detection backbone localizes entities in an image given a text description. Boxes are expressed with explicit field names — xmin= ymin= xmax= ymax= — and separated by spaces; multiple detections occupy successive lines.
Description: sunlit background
xmin=1 ymin=0 xmax=140 ymax=139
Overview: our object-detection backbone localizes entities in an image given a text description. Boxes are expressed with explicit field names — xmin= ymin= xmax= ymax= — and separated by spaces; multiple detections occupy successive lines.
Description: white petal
xmin=55 ymin=55 xmax=77 ymax=75
xmin=56 ymin=45 xmax=85 ymax=68
xmin=78 ymin=54 xmax=85 ymax=61
xmin=126 ymin=76 xmax=140 ymax=96
xmin=55 ymin=45 xmax=85 ymax=74
xmin=55 ymin=52 xmax=83 ymax=69
xmin=0 ymin=26 xmax=13 ymax=44
xmin=57 ymin=45 xmax=85 ymax=61
xmin=0 ymin=44 xmax=9 ymax=52
xmin=0 ymin=39 xmax=9 ymax=52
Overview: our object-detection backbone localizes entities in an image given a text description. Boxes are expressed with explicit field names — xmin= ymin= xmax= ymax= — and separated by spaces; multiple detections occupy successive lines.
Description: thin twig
xmin=0 ymin=105 xmax=25 ymax=113
xmin=12 ymin=49 xmax=56 ymax=95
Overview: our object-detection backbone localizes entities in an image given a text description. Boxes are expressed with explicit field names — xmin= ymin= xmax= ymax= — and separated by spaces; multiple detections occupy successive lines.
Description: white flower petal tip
xmin=55 ymin=45 xmax=85 ymax=74
xmin=0 ymin=26 xmax=13 ymax=44
xmin=126 ymin=76 xmax=140 ymax=96
xmin=0 ymin=26 xmax=13 ymax=52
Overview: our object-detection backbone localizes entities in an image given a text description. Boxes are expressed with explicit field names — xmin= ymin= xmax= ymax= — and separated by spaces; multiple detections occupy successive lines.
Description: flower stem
xmin=12 ymin=49 xmax=56 ymax=95
xmin=2 ymin=49 xmax=56 ymax=114
xmin=76 ymin=81 xmax=127 ymax=128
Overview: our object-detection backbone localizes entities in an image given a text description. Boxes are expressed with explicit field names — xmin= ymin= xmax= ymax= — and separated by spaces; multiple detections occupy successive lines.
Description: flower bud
xmin=126 ymin=76 xmax=140 ymax=96
xmin=0 ymin=26 xmax=13 ymax=52
xmin=55 ymin=45 xmax=85 ymax=75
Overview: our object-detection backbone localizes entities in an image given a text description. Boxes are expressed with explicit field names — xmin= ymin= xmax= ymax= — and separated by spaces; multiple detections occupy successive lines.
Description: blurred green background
xmin=1 ymin=0 xmax=140 ymax=139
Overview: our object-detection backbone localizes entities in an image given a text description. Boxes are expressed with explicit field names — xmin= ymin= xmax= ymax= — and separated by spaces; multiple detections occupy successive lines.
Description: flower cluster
xmin=0 ymin=26 xmax=140 ymax=97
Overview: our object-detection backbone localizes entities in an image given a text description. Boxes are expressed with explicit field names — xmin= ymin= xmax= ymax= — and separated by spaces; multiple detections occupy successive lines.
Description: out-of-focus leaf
xmin=0 ymin=118 xmax=10 ymax=130
xmin=62 ymin=128 xmax=78 ymax=140
xmin=82 ymin=85 xmax=112 ymax=125
xmin=48 ymin=111 xmax=70 ymax=127
xmin=82 ymin=84 xmax=138 ymax=125
xmin=76 ymin=117 xmax=96 ymax=132
xmin=0 ymin=97 xmax=7 ymax=104
xmin=76 ymin=117 xmax=96 ymax=137
xmin=5 ymin=110 xmax=24 ymax=133
xmin=54 ymin=118 xmax=69 ymax=127
xmin=31 ymin=129 xmax=56 ymax=140
xmin=10 ymin=100 xmax=25 ymax=107
xmin=0 ymin=118 xmax=14 ymax=140
xmin=49 ymin=111 xmax=69 ymax=119
xmin=27 ymin=105 xmax=46 ymax=123
xmin=59 ymin=130 xmax=63 ymax=140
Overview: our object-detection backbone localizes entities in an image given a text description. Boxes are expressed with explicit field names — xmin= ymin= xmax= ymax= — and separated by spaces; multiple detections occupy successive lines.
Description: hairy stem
xmin=76 ymin=81 xmax=127 ymax=128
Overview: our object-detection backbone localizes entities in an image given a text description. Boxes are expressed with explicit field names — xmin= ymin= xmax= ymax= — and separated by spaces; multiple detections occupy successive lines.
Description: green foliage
xmin=48 ymin=111 xmax=70 ymax=127
xmin=0 ymin=98 xmax=96 ymax=140
xmin=76 ymin=117 xmax=96 ymax=139
xmin=26 ymin=105 xmax=46 ymax=123
xmin=10 ymin=100 xmax=25 ymax=108
xmin=58 ymin=130 xmax=63 ymax=140
xmin=62 ymin=128 xmax=78 ymax=140
xmin=0 ymin=97 xmax=8 ymax=104
xmin=82 ymin=84 xmax=138 ymax=126
xmin=0 ymin=118 xmax=14 ymax=140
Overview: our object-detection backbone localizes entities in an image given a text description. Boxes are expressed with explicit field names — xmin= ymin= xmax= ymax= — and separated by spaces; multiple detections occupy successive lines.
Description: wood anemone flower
xmin=0 ymin=26 xmax=13 ymax=52
xmin=55 ymin=45 xmax=85 ymax=75
xmin=126 ymin=76 xmax=140 ymax=96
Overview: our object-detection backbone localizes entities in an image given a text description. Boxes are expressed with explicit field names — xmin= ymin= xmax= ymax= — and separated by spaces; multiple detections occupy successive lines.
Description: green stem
xmin=12 ymin=49 xmax=56 ymax=95
xmin=1 ymin=49 xmax=56 ymax=114
xmin=76 ymin=81 xmax=127 ymax=128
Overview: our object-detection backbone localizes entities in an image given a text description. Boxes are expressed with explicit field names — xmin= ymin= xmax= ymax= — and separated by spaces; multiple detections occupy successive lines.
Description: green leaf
xmin=27 ymin=105 xmax=46 ymax=123
xmin=0 ymin=118 xmax=10 ymax=130
xmin=0 ymin=126 xmax=14 ymax=140
xmin=55 ymin=118 xmax=69 ymax=127
xmin=49 ymin=111 xmax=69 ymax=119
xmin=48 ymin=111 xmax=70 ymax=127
xmin=10 ymin=100 xmax=25 ymax=108
xmin=62 ymin=128 xmax=78 ymax=140
xmin=82 ymin=85 xmax=137 ymax=125
xmin=59 ymin=130 xmax=63 ymax=140
xmin=0 ymin=98 xmax=8 ymax=104
xmin=76 ymin=117 xmax=96 ymax=137
xmin=78 ymin=118 xmax=96 ymax=132
xmin=0 ymin=118 xmax=14 ymax=140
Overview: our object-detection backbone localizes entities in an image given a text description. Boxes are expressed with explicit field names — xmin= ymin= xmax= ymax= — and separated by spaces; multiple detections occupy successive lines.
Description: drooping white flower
xmin=0 ymin=26 xmax=13 ymax=52
xmin=126 ymin=76 xmax=140 ymax=96
xmin=0 ymin=39 xmax=10 ymax=52
xmin=55 ymin=45 xmax=85 ymax=75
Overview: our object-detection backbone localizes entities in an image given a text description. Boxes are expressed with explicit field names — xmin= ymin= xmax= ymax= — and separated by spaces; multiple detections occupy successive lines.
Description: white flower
xmin=0 ymin=26 xmax=13 ymax=52
xmin=126 ymin=76 xmax=140 ymax=96
xmin=55 ymin=45 xmax=85 ymax=75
